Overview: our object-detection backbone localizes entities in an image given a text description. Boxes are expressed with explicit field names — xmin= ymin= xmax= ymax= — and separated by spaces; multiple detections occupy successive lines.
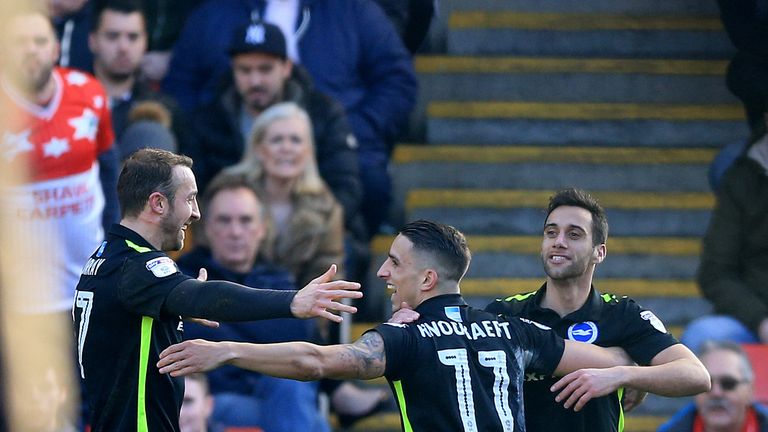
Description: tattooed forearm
xmin=339 ymin=331 xmax=386 ymax=379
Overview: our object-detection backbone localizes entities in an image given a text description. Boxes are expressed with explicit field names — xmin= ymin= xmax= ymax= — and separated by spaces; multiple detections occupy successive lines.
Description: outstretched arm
xmin=552 ymin=343 xmax=710 ymax=411
xmin=157 ymin=331 xmax=387 ymax=381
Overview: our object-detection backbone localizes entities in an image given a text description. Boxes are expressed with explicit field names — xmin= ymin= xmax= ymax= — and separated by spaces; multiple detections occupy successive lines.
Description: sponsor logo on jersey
xmin=444 ymin=306 xmax=463 ymax=322
xmin=145 ymin=257 xmax=177 ymax=278
xmin=640 ymin=310 xmax=667 ymax=333
xmin=567 ymin=321 xmax=599 ymax=344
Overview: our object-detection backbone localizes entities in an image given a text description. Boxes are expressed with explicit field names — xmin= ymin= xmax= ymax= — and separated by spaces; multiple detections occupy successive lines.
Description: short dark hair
xmin=398 ymin=220 xmax=471 ymax=282
xmin=93 ymin=0 xmax=145 ymax=32
xmin=117 ymin=149 xmax=192 ymax=218
xmin=200 ymin=173 xmax=262 ymax=219
xmin=545 ymin=188 xmax=609 ymax=246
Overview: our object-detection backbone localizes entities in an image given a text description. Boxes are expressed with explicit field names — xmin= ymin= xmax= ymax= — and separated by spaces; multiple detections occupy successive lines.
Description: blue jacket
xmin=164 ymin=0 xmax=417 ymax=155
xmin=658 ymin=402 xmax=768 ymax=432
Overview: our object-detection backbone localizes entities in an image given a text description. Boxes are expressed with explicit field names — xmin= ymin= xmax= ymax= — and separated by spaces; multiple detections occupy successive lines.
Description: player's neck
xmin=8 ymin=74 xmax=58 ymax=107
xmin=120 ymin=217 xmax=164 ymax=251
xmin=541 ymin=275 xmax=593 ymax=317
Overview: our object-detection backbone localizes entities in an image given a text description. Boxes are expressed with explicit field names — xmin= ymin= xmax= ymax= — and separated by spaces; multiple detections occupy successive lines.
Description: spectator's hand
xmin=182 ymin=269 xmax=220 ymax=328
xmin=551 ymin=367 xmax=625 ymax=411
xmin=157 ymin=339 xmax=228 ymax=377
xmin=291 ymin=264 xmax=362 ymax=322
xmin=389 ymin=302 xmax=419 ymax=323
xmin=759 ymin=318 xmax=768 ymax=343
xmin=141 ymin=51 xmax=172 ymax=82
xmin=621 ymin=388 xmax=647 ymax=412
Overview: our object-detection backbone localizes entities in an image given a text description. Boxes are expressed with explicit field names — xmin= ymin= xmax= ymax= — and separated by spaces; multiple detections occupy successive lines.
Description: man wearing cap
xmin=184 ymin=21 xmax=360 ymax=224
xmin=183 ymin=21 xmax=368 ymax=282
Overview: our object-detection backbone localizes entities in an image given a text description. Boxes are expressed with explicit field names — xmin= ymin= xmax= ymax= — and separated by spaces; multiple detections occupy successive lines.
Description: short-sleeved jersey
xmin=1 ymin=67 xmax=114 ymax=312
xmin=374 ymin=294 xmax=565 ymax=432
xmin=73 ymin=224 xmax=193 ymax=432
xmin=486 ymin=284 xmax=678 ymax=432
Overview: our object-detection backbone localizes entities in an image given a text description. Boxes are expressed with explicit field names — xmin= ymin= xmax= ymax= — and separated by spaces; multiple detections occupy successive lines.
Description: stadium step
xmin=440 ymin=0 xmax=719 ymax=15
xmin=391 ymin=145 xmax=714 ymax=193
xmin=415 ymin=56 xmax=734 ymax=104
xmin=426 ymin=101 xmax=746 ymax=145
xmin=447 ymin=11 xmax=733 ymax=58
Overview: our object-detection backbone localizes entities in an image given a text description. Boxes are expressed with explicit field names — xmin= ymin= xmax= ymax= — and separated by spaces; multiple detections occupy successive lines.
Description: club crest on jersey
xmin=567 ymin=321 xmax=599 ymax=343
xmin=145 ymin=257 xmax=176 ymax=278
xmin=640 ymin=310 xmax=667 ymax=333
xmin=444 ymin=306 xmax=462 ymax=322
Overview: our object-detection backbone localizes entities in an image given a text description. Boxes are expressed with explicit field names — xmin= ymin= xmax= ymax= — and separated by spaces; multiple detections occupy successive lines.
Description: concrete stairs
xmin=341 ymin=0 xmax=746 ymax=431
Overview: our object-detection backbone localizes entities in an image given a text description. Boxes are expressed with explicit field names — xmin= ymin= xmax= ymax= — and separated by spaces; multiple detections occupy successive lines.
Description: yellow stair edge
xmin=449 ymin=11 xmax=722 ymax=31
xmin=405 ymin=189 xmax=714 ymax=210
xmin=338 ymin=412 xmax=668 ymax=431
xmin=372 ymin=235 xmax=701 ymax=256
xmin=428 ymin=101 xmax=744 ymax=121
xmin=415 ymin=56 xmax=728 ymax=75
xmin=392 ymin=145 xmax=717 ymax=164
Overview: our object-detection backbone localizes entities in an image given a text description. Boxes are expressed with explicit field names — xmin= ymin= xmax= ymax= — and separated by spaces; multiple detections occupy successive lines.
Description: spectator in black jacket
xmin=183 ymin=21 xmax=369 ymax=283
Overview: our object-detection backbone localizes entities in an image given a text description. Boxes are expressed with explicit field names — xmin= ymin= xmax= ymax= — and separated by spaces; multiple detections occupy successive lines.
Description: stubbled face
xmin=179 ymin=378 xmax=213 ymax=432
xmin=541 ymin=206 xmax=601 ymax=281
xmin=695 ymin=350 xmax=754 ymax=431
xmin=159 ymin=166 xmax=200 ymax=251
xmin=3 ymin=13 xmax=59 ymax=93
xmin=257 ymin=116 xmax=312 ymax=182
xmin=377 ymin=234 xmax=424 ymax=312
xmin=204 ymin=187 xmax=265 ymax=273
xmin=90 ymin=10 xmax=147 ymax=82
xmin=232 ymin=52 xmax=291 ymax=113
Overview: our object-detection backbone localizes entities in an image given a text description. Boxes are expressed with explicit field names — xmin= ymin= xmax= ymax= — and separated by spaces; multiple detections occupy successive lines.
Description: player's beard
xmin=541 ymin=250 xmax=592 ymax=281
xmin=159 ymin=208 xmax=185 ymax=251
xmin=12 ymin=58 xmax=55 ymax=95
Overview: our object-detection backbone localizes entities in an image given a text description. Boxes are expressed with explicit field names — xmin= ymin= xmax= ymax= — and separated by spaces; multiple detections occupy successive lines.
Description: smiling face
xmin=90 ymin=9 xmax=147 ymax=82
xmin=204 ymin=187 xmax=265 ymax=273
xmin=257 ymin=116 xmax=312 ymax=182
xmin=3 ymin=13 xmax=59 ymax=94
xmin=695 ymin=349 xmax=754 ymax=431
xmin=377 ymin=234 xmax=427 ymax=312
xmin=541 ymin=205 xmax=604 ymax=282
xmin=159 ymin=166 xmax=200 ymax=251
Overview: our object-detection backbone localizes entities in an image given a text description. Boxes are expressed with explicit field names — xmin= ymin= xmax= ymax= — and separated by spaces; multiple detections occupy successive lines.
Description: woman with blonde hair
xmin=225 ymin=102 xmax=344 ymax=287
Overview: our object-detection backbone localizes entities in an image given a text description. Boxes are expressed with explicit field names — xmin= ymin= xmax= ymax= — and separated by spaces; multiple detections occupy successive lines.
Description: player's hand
xmin=290 ymin=265 xmax=362 ymax=323
xmin=551 ymin=367 xmax=625 ymax=411
xmin=389 ymin=302 xmax=419 ymax=323
xmin=181 ymin=269 xmax=220 ymax=328
xmin=621 ymin=388 xmax=647 ymax=412
xmin=157 ymin=339 xmax=229 ymax=377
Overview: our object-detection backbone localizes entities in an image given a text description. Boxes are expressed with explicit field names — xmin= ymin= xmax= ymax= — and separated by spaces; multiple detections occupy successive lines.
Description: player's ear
xmin=148 ymin=192 xmax=167 ymax=215
xmin=593 ymin=243 xmax=606 ymax=264
xmin=422 ymin=269 xmax=438 ymax=291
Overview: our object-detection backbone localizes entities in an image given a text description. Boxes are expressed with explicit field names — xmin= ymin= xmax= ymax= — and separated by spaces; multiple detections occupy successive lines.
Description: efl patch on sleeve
xmin=145 ymin=257 xmax=177 ymax=278
xmin=640 ymin=310 xmax=667 ymax=333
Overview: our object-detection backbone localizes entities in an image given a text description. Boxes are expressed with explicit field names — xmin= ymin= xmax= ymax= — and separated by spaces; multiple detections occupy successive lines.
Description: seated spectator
xmin=177 ymin=174 xmax=327 ymax=431
xmin=180 ymin=374 xmax=223 ymax=432
xmin=164 ymin=0 xmax=417 ymax=236
xmin=224 ymin=102 xmax=344 ymax=288
xmin=681 ymin=124 xmax=768 ymax=353
xmin=658 ymin=341 xmax=768 ymax=432
xmin=89 ymin=0 xmax=189 ymax=157
xmin=117 ymin=101 xmax=177 ymax=160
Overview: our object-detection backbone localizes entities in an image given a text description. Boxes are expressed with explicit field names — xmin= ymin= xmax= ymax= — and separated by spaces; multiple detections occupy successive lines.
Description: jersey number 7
xmin=73 ymin=290 xmax=94 ymax=379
